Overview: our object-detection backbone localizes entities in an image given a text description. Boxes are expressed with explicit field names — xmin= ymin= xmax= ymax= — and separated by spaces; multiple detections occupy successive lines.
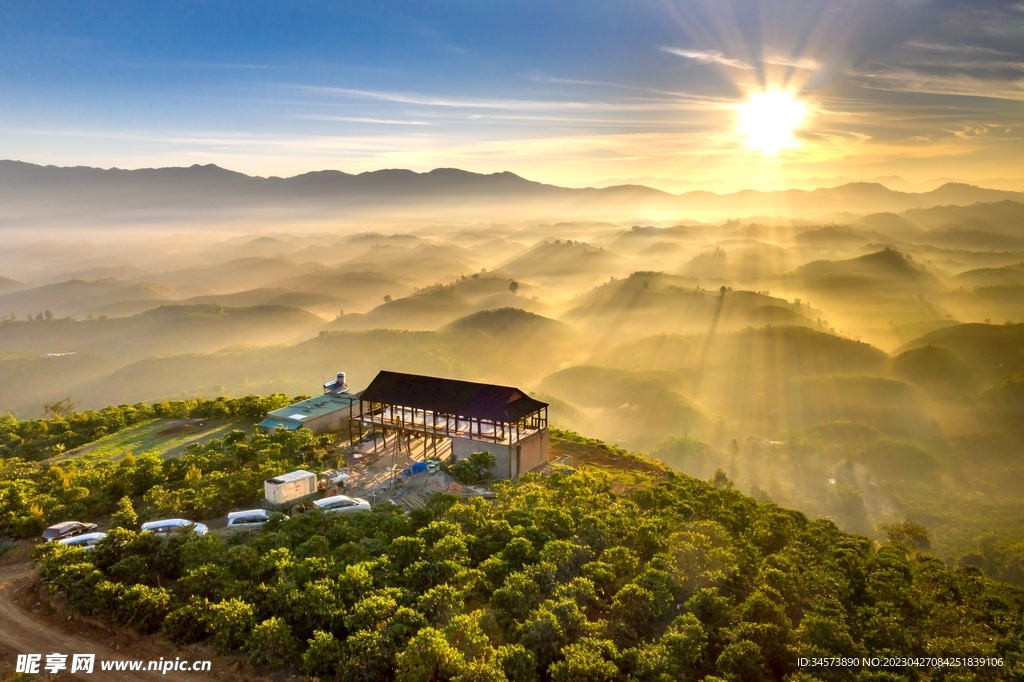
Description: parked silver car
xmin=312 ymin=495 xmax=371 ymax=515
xmin=226 ymin=509 xmax=273 ymax=530
xmin=58 ymin=532 xmax=107 ymax=550
xmin=140 ymin=518 xmax=208 ymax=537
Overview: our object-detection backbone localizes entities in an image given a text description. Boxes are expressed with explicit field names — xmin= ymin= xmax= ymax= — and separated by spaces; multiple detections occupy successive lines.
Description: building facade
xmin=356 ymin=370 xmax=550 ymax=479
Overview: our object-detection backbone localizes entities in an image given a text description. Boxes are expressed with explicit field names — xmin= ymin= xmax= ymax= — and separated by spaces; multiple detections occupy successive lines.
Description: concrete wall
xmin=304 ymin=404 xmax=353 ymax=435
xmin=452 ymin=429 xmax=550 ymax=479
xmin=452 ymin=437 xmax=513 ymax=479
xmin=517 ymin=429 xmax=549 ymax=475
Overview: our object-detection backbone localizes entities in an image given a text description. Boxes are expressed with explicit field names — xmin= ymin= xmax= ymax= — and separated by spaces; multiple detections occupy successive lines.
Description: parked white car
xmin=140 ymin=518 xmax=209 ymax=537
xmin=226 ymin=509 xmax=273 ymax=530
xmin=58 ymin=532 xmax=107 ymax=550
xmin=312 ymin=495 xmax=371 ymax=515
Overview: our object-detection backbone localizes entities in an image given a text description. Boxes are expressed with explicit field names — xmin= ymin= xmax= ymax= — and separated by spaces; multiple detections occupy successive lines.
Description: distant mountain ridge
xmin=2 ymin=160 xmax=1023 ymax=224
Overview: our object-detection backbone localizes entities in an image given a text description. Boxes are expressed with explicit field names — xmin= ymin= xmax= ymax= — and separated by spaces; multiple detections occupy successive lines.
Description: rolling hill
xmin=0 ymin=304 xmax=326 ymax=416
xmin=900 ymin=200 xmax=1024 ymax=237
xmin=151 ymin=256 xmax=326 ymax=293
xmin=856 ymin=212 xmax=923 ymax=239
xmin=889 ymin=344 xmax=979 ymax=395
xmin=953 ymin=263 xmax=1024 ymax=288
xmin=920 ymin=227 xmax=1024 ymax=251
xmin=792 ymin=224 xmax=885 ymax=245
xmin=538 ymin=365 xmax=708 ymax=449
xmin=785 ymin=247 xmax=942 ymax=292
xmin=0 ymin=279 xmax=181 ymax=318
xmin=269 ymin=268 xmax=412 ymax=313
xmin=336 ymin=243 xmax=482 ymax=284
xmin=895 ymin=322 xmax=1024 ymax=381
xmin=562 ymin=271 xmax=818 ymax=339
xmin=0 ymin=276 xmax=27 ymax=296
xmin=327 ymin=275 xmax=546 ymax=331
xmin=500 ymin=240 xmax=625 ymax=279
xmin=941 ymin=285 xmax=1024 ymax=324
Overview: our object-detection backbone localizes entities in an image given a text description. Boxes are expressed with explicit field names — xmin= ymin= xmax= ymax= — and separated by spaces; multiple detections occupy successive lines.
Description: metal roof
xmin=258 ymin=418 xmax=302 ymax=430
xmin=360 ymin=370 xmax=548 ymax=423
xmin=265 ymin=470 xmax=315 ymax=484
xmin=265 ymin=392 xmax=357 ymax=423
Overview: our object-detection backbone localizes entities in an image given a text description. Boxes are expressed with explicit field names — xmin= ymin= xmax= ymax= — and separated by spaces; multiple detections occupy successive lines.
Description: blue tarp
xmin=400 ymin=461 xmax=429 ymax=477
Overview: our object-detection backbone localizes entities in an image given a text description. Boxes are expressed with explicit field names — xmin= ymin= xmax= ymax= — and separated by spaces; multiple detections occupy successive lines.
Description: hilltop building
xmin=356 ymin=370 xmax=549 ymax=479
xmin=259 ymin=369 xmax=550 ymax=479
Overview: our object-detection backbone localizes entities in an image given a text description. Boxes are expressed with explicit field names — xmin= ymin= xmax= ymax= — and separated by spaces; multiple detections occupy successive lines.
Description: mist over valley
xmin=3 ymin=163 xmax=1024 ymax=571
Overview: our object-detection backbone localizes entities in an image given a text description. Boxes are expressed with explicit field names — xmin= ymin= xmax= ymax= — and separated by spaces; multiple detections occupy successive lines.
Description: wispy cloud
xmin=296 ymin=115 xmax=432 ymax=125
xmin=291 ymin=85 xmax=546 ymax=110
xmin=905 ymin=41 xmax=1014 ymax=57
xmin=853 ymin=66 xmax=1024 ymax=101
xmin=661 ymin=46 xmax=752 ymax=70
xmin=288 ymin=83 xmax=730 ymax=114
xmin=529 ymin=75 xmax=615 ymax=87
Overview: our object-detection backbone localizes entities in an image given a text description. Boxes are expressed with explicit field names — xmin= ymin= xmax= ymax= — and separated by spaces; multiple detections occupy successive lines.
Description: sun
xmin=738 ymin=89 xmax=807 ymax=156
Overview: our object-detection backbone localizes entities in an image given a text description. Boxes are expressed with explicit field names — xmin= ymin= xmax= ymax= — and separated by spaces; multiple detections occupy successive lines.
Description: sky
xmin=1 ymin=0 xmax=1023 ymax=191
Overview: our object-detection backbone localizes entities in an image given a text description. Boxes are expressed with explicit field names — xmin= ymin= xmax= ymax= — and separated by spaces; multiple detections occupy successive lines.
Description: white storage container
xmin=264 ymin=470 xmax=317 ymax=505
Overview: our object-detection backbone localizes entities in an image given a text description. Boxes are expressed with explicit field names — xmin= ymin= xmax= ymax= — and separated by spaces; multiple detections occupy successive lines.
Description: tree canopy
xmin=29 ymin=428 xmax=1024 ymax=681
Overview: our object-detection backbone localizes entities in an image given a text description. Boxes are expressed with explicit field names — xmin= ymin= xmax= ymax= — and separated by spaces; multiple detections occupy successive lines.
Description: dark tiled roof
xmin=360 ymin=370 xmax=547 ymax=423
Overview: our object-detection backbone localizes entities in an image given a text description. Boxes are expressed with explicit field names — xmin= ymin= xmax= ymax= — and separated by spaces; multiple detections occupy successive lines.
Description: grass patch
xmin=549 ymin=429 xmax=668 ymax=486
xmin=50 ymin=417 xmax=253 ymax=462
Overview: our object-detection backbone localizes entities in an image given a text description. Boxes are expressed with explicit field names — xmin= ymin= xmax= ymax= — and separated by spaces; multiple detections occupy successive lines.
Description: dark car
xmin=42 ymin=521 xmax=98 ymax=542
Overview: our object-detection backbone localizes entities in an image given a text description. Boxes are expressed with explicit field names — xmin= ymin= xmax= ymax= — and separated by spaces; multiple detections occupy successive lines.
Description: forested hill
xmin=2 ymin=401 xmax=1020 ymax=680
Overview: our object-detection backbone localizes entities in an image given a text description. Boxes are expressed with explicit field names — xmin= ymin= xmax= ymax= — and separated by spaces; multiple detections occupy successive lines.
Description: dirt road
xmin=0 ymin=562 xmax=208 ymax=681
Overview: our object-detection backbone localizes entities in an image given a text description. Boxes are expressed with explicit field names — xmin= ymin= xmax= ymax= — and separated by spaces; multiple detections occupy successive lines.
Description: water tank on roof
xmin=324 ymin=371 xmax=349 ymax=395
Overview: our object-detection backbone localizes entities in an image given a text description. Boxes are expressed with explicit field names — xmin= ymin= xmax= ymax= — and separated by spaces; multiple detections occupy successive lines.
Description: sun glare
xmin=738 ymin=89 xmax=807 ymax=156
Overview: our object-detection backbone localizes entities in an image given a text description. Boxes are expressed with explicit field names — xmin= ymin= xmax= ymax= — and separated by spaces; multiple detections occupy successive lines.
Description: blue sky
xmin=1 ymin=1 xmax=1022 ymax=189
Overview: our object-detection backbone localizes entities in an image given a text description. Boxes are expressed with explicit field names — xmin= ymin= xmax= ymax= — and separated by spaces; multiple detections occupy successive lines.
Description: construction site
xmin=267 ymin=369 xmax=552 ymax=511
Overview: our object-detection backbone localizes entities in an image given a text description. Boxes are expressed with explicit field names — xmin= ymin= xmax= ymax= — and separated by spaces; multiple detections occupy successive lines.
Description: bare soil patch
xmin=548 ymin=437 xmax=666 ymax=475
xmin=156 ymin=419 xmax=216 ymax=437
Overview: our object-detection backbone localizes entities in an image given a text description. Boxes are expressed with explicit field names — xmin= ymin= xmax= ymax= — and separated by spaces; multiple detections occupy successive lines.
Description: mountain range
xmin=3 ymin=160 xmax=1024 ymax=225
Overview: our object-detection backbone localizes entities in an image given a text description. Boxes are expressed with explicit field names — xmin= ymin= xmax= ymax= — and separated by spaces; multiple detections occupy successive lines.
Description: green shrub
xmin=448 ymin=451 xmax=497 ymax=485
xmin=161 ymin=598 xmax=211 ymax=644
xmin=208 ymin=598 xmax=255 ymax=650
xmin=110 ymin=496 xmax=138 ymax=530
xmin=396 ymin=627 xmax=466 ymax=682
xmin=302 ymin=630 xmax=344 ymax=679
xmin=246 ymin=617 xmax=297 ymax=667
xmin=117 ymin=584 xmax=171 ymax=634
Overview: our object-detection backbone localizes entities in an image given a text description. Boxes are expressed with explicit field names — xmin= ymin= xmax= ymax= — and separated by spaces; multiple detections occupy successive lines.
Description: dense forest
xmin=1 ymin=405 xmax=1020 ymax=680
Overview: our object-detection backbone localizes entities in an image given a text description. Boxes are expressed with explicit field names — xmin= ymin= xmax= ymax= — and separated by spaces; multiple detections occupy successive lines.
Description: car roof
xmin=46 ymin=521 xmax=86 ymax=531
xmin=141 ymin=518 xmax=191 ymax=528
xmin=60 ymin=532 xmax=106 ymax=543
xmin=228 ymin=510 xmax=270 ymax=520
xmin=313 ymin=494 xmax=360 ymax=506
